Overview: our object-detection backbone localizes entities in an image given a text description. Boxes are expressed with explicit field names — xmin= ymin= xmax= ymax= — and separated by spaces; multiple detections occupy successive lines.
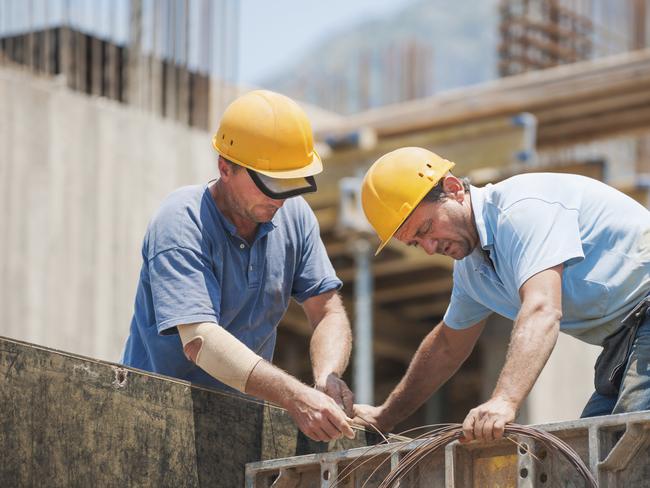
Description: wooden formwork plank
xmin=317 ymin=49 xmax=650 ymax=140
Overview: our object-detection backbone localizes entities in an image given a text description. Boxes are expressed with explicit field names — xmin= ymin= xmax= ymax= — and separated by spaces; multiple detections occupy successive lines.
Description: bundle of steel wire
xmin=332 ymin=422 xmax=596 ymax=487
xmin=375 ymin=423 xmax=597 ymax=487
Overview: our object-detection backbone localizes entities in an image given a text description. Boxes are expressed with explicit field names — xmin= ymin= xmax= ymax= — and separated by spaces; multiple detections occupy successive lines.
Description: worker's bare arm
xmin=177 ymin=322 xmax=354 ymax=442
xmin=246 ymin=360 xmax=355 ymax=442
xmin=302 ymin=291 xmax=354 ymax=415
xmin=462 ymin=265 xmax=562 ymax=443
xmin=354 ymin=319 xmax=486 ymax=432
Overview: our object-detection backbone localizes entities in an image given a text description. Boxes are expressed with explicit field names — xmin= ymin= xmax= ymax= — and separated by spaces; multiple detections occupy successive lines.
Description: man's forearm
xmin=492 ymin=303 xmax=560 ymax=407
xmin=310 ymin=309 xmax=351 ymax=381
xmin=246 ymin=360 xmax=356 ymax=441
xmin=379 ymin=326 xmax=466 ymax=429
xmin=245 ymin=359 xmax=306 ymax=407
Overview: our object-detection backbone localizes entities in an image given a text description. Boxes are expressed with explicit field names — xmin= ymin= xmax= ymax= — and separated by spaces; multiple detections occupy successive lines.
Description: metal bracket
xmin=270 ymin=468 xmax=301 ymax=488
xmin=598 ymin=422 xmax=648 ymax=472
xmin=320 ymin=461 xmax=339 ymax=488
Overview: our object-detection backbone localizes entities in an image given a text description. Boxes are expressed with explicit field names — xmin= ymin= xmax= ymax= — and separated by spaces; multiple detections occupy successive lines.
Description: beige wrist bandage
xmin=178 ymin=322 xmax=263 ymax=392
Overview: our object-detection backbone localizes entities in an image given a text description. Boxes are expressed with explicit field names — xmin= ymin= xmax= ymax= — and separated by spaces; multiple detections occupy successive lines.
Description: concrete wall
xmin=0 ymin=66 xmax=216 ymax=362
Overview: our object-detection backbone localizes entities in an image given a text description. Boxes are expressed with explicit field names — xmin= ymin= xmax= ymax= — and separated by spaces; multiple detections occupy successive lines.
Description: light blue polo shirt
xmin=121 ymin=184 xmax=342 ymax=389
xmin=443 ymin=173 xmax=650 ymax=345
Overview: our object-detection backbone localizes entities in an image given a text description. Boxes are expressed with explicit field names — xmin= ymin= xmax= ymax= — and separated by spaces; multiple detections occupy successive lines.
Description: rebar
xmin=330 ymin=421 xmax=597 ymax=487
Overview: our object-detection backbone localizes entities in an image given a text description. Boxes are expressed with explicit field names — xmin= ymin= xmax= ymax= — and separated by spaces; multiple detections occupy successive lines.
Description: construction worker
xmin=353 ymin=146 xmax=650 ymax=442
xmin=121 ymin=90 xmax=355 ymax=442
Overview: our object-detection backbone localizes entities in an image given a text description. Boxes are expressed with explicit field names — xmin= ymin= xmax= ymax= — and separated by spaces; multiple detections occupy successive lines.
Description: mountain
xmin=262 ymin=0 xmax=499 ymax=114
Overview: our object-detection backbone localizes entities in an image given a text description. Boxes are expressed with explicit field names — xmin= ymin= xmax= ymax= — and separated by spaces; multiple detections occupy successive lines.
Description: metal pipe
xmin=353 ymin=237 xmax=374 ymax=405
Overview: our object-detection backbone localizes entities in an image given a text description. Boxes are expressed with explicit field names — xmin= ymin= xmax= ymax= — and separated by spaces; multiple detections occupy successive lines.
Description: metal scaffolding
xmin=499 ymin=0 xmax=650 ymax=77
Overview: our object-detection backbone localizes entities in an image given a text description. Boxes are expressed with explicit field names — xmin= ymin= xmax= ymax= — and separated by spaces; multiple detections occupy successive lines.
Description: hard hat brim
xmin=374 ymin=239 xmax=390 ymax=256
xmin=214 ymin=133 xmax=323 ymax=179
xmin=252 ymin=149 xmax=323 ymax=179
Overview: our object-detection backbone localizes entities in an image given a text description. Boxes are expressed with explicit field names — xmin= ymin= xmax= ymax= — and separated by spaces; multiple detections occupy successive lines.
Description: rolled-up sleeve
xmin=291 ymin=222 xmax=342 ymax=303
xmin=444 ymin=269 xmax=493 ymax=329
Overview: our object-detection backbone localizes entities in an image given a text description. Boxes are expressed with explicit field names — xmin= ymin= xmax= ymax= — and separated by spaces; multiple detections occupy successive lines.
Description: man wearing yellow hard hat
xmin=354 ymin=146 xmax=650 ymax=442
xmin=121 ymin=90 xmax=355 ymax=442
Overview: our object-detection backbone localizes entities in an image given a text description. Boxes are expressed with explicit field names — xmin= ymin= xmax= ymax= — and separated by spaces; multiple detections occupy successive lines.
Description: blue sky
xmin=239 ymin=0 xmax=412 ymax=85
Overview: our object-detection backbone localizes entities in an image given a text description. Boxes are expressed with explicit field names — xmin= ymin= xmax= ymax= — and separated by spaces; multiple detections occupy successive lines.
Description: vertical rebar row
xmin=0 ymin=0 xmax=239 ymax=130
xmin=128 ymin=0 xmax=142 ymax=107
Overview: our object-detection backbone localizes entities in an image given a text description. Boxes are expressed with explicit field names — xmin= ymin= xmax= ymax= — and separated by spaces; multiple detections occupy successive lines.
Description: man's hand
xmin=351 ymin=404 xmax=394 ymax=433
xmin=285 ymin=385 xmax=356 ymax=443
xmin=461 ymin=396 xmax=517 ymax=443
xmin=315 ymin=373 xmax=354 ymax=417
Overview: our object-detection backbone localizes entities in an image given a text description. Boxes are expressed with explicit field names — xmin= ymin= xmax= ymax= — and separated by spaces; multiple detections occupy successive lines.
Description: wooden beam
xmin=322 ymin=115 xmax=533 ymax=174
xmin=535 ymin=88 xmax=650 ymax=125
xmin=538 ymin=104 xmax=650 ymax=146
xmin=316 ymin=49 xmax=650 ymax=139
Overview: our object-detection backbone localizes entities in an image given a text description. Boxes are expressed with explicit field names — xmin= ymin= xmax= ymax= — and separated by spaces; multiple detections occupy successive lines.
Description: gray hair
xmin=420 ymin=176 xmax=470 ymax=203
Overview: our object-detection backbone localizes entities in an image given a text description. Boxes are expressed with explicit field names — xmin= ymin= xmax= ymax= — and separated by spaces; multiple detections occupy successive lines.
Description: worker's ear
xmin=441 ymin=176 xmax=465 ymax=202
xmin=217 ymin=156 xmax=233 ymax=180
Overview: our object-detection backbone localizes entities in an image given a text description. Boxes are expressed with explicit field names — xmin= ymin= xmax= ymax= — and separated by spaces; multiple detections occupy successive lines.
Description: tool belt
xmin=594 ymin=296 xmax=650 ymax=396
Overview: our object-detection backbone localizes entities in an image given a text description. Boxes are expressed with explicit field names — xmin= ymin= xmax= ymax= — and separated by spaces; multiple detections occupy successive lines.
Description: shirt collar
xmin=469 ymin=184 xmax=494 ymax=250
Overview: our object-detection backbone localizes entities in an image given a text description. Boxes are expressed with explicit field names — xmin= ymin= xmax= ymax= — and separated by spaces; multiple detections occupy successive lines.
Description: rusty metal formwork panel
xmin=0 ymin=336 xmax=375 ymax=487
xmin=246 ymin=411 xmax=650 ymax=487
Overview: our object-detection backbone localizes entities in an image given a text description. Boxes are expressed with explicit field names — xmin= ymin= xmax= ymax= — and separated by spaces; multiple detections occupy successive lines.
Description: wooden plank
xmin=316 ymin=49 xmax=650 ymax=139
xmin=538 ymin=104 xmax=650 ymax=146
xmin=468 ymin=160 xmax=606 ymax=186
xmin=0 ymin=336 xmax=374 ymax=487
xmin=308 ymin=115 xmax=534 ymax=213
xmin=535 ymin=88 xmax=650 ymax=125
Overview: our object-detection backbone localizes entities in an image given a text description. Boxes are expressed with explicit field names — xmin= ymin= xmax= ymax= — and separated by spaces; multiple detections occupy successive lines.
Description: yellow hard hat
xmin=213 ymin=90 xmax=322 ymax=179
xmin=361 ymin=147 xmax=455 ymax=255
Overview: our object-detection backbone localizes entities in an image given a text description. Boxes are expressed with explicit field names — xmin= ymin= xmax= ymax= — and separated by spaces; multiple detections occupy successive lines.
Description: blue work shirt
xmin=444 ymin=173 xmax=650 ymax=345
xmin=121 ymin=184 xmax=342 ymax=389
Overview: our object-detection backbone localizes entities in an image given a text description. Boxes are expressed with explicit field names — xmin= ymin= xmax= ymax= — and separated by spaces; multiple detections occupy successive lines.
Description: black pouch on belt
xmin=594 ymin=297 xmax=650 ymax=396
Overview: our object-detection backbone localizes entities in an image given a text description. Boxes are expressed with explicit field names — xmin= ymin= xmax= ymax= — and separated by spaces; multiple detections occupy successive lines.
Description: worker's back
xmin=448 ymin=173 xmax=650 ymax=345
